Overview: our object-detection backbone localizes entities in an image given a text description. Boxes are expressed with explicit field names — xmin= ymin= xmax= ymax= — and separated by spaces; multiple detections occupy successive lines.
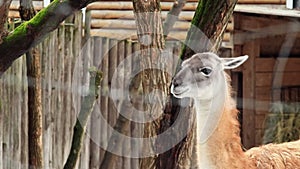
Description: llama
xmin=171 ymin=52 xmax=300 ymax=169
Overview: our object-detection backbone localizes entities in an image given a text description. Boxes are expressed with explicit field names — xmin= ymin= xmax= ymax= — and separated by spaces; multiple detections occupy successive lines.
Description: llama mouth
xmin=171 ymin=86 xmax=189 ymax=96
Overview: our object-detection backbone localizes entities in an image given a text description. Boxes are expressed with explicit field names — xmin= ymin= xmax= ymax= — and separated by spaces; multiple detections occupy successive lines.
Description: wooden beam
xmin=256 ymin=72 xmax=300 ymax=87
xmin=87 ymin=2 xmax=198 ymax=11
xmin=90 ymin=29 xmax=231 ymax=41
xmin=10 ymin=1 xmax=43 ymax=10
xmin=90 ymin=10 xmax=196 ymax=21
xmin=234 ymin=4 xmax=300 ymax=18
xmin=256 ymin=58 xmax=300 ymax=72
xmin=238 ymin=0 xmax=285 ymax=3
xmin=256 ymin=86 xmax=272 ymax=101
xmin=242 ymin=40 xmax=259 ymax=149
xmin=91 ymin=19 xmax=191 ymax=30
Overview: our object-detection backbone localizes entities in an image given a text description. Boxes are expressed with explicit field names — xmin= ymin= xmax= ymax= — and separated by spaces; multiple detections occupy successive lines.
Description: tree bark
xmin=181 ymin=0 xmax=238 ymax=59
xmin=64 ymin=69 xmax=102 ymax=169
xmin=27 ymin=49 xmax=43 ymax=169
xmin=133 ymin=1 xmax=168 ymax=168
xmin=0 ymin=0 xmax=12 ymax=44
xmin=0 ymin=0 xmax=96 ymax=76
xmin=19 ymin=0 xmax=43 ymax=168
xmin=99 ymin=0 xmax=169 ymax=168
xmin=163 ymin=0 xmax=186 ymax=37
xmin=158 ymin=0 xmax=238 ymax=168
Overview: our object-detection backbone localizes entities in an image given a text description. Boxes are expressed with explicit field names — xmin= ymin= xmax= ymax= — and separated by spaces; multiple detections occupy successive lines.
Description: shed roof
xmin=234 ymin=4 xmax=300 ymax=18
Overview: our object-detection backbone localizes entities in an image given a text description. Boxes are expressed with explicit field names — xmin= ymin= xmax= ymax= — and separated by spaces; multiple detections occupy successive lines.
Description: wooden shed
xmin=231 ymin=4 xmax=300 ymax=148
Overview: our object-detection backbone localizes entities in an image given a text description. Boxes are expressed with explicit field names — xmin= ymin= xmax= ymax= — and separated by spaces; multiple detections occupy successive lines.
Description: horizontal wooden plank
xmin=91 ymin=19 xmax=191 ymax=30
xmin=256 ymin=72 xmax=300 ymax=87
xmin=255 ymin=100 xmax=271 ymax=112
xmin=259 ymin=36 xmax=300 ymax=57
xmin=256 ymin=86 xmax=271 ymax=101
xmin=90 ymin=10 xmax=196 ymax=20
xmin=89 ymin=11 xmax=233 ymax=38
xmin=235 ymin=4 xmax=300 ymax=18
xmin=85 ymin=1 xmax=286 ymax=14
xmin=90 ymin=29 xmax=188 ymax=40
xmin=90 ymin=29 xmax=230 ymax=41
xmin=256 ymin=110 xmax=270 ymax=115
xmin=256 ymin=58 xmax=300 ymax=72
xmin=89 ymin=0 xmax=199 ymax=2
xmin=8 ymin=10 xmax=20 ymax=18
xmin=85 ymin=0 xmax=286 ymax=2
xmin=10 ymin=0 xmax=43 ymax=10
xmin=238 ymin=0 xmax=285 ymax=4
xmin=87 ymin=2 xmax=198 ymax=11
xmin=236 ymin=14 xmax=295 ymax=32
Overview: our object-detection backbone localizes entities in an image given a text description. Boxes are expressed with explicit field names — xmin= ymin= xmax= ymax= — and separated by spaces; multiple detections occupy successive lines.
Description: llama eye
xmin=200 ymin=67 xmax=212 ymax=76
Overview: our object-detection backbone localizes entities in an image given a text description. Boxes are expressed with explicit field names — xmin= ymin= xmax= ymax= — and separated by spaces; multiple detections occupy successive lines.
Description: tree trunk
xmin=19 ymin=0 xmax=43 ymax=168
xmin=0 ymin=0 xmax=12 ymax=44
xmin=132 ymin=0 xmax=170 ymax=168
xmin=27 ymin=48 xmax=43 ymax=169
xmin=99 ymin=0 xmax=170 ymax=168
xmin=158 ymin=0 xmax=238 ymax=168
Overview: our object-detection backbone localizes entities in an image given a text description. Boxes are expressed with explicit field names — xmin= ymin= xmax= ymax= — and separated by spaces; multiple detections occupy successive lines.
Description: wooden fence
xmin=0 ymin=14 xmax=182 ymax=169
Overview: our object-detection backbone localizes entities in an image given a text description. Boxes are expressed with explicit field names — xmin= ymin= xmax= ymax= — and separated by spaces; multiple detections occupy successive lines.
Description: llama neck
xmin=193 ymin=79 xmax=249 ymax=168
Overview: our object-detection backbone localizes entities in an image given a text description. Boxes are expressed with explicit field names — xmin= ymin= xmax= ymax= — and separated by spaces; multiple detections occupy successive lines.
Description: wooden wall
xmin=85 ymin=0 xmax=234 ymax=43
xmin=233 ymin=12 xmax=300 ymax=148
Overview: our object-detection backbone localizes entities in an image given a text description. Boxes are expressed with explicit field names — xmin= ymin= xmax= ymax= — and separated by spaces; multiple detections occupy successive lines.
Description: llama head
xmin=171 ymin=52 xmax=248 ymax=99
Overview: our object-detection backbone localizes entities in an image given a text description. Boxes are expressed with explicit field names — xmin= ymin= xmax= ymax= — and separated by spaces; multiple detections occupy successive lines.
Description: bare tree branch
xmin=0 ymin=0 xmax=96 ymax=75
xmin=163 ymin=0 xmax=186 ymax=36
xmin=64 ymin=68 xmax=102 ymax=169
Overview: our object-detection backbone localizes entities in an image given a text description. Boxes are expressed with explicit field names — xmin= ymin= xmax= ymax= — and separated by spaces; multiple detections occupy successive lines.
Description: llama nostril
xmin=173 ymin=78 xmax=182 ymax=87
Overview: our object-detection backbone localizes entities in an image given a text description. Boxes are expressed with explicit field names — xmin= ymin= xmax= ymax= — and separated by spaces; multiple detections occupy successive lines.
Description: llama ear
xmin=222 ymin=55 xmax=249 ymax=69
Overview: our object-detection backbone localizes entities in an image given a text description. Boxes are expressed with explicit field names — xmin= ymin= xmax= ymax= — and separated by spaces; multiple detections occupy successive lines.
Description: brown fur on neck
xmin=203 ymin=96 xmax=254 ymax=168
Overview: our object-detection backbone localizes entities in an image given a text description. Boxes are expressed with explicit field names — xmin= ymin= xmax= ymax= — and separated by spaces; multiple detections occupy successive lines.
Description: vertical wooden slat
xmin=64 ymin=19 xmax=75 ymax=169
xmin=130 ymin=42 xmax=141 ymax=169
xmin=42 ymin=34 xmax=52 ymax=169
xmin=123 ymin=39 xmax=133 ymax=169
xmin=0 ymin=77 xmax=2 ymax=169
xmin=10 ymin=61 xmax=16 ymax=169
xmin=47 ymin=30 xmax=55 ymax=169
xmin=99 ymin=37 xmax=109 ymax=164
xmin=3 ymin=68 xmax=12 ymax=168
xmin=242 ymin=40 xmax=259 ymax=149
xmin=119 ymin=40 xmax=128 ymax=169
xmin=108 ymin=39 xmax=118 ymax=128
xmin=89 ymin=37 xmax=102 ymax=169
xmin=0 ymin=58 xmax=3 ymax=169
xmin=21 ymin=55 xmax=28 ymax=169
xmin=57 ymin=25 xmax=65 ymax=167
xmin=50 ymin=28 xmax=62 ymax=168
xmin=79 ymin=13 xmax=91 ymax=168
xmin=0 ymin=69 xmax=8 ymax=168
xmin=71 ymin=14 xmax=83 ymax=169
xmin=13 ymin=56 xmax=23 ymax=169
